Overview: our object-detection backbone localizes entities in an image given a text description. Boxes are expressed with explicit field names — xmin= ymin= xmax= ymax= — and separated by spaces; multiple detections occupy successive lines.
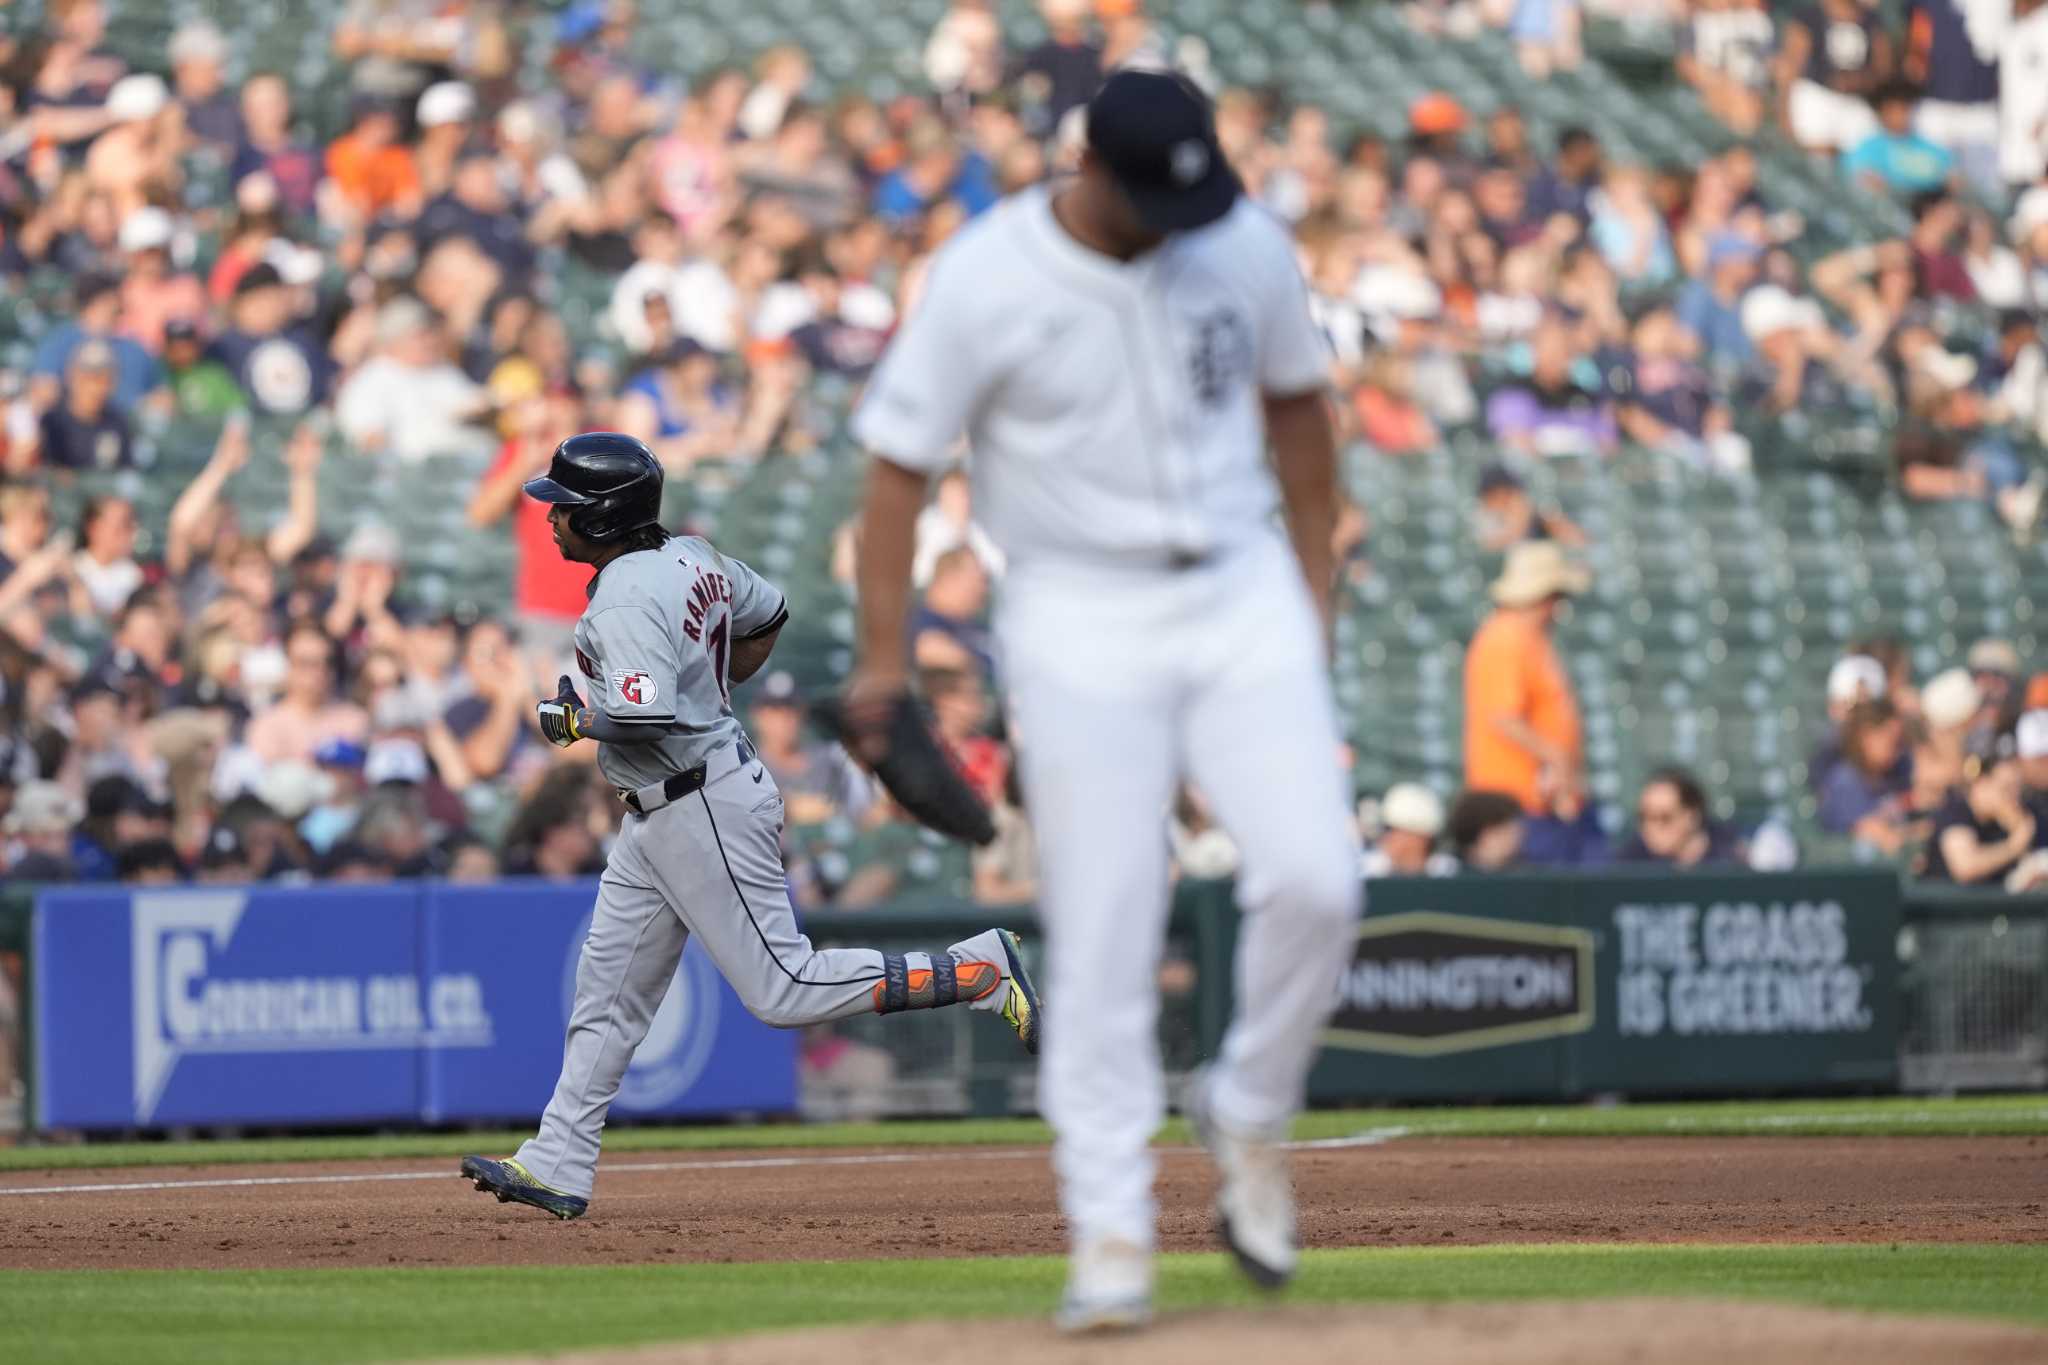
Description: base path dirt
xmin=452 ymin=1301 xmax=2048 ymax=1365
xmin=3 ymin=1136 xmax=2044 ymax=1270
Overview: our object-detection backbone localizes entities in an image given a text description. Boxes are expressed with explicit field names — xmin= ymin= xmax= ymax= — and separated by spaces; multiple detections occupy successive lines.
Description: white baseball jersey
xmin=573 ymin=535 xmax=787 ymax=791
xmin=852 ymin=185 xmax=1329 ymax=568
xmin=855 ymin=179 xmax=1362 ymax=1259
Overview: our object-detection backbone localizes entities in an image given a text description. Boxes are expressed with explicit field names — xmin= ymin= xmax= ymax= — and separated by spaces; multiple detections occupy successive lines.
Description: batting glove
xmin=537 ymin=674 xmax=588 ymax=747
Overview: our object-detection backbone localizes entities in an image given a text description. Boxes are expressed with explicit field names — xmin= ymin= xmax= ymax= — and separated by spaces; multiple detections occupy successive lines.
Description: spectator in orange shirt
xmin=323 ymin=100 xmax=421 ymax=224
xmin=1463 ymin=540 xmax=1588 ymax=818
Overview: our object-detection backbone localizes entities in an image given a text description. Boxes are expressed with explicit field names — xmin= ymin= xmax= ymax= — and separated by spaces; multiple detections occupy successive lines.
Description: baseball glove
xmin=813 ymin=688 xmax=996 ymax=846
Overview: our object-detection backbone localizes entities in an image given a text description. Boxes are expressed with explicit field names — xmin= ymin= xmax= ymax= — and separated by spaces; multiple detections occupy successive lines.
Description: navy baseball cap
xmin=1086 ymin=69 xmax=1241 ymax=233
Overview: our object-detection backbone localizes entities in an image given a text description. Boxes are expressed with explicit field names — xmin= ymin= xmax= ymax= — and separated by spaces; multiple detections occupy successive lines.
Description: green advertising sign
xmin=1304 ymin=870 xmax=1901 ymax=1102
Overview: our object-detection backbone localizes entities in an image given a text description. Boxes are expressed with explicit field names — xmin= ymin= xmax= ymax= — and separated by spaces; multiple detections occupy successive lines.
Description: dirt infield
xmin=452 ymin=1301 xmax=2048 ymax=1365
xmin=3 ymin=1135 xmax=2043 ymax=1270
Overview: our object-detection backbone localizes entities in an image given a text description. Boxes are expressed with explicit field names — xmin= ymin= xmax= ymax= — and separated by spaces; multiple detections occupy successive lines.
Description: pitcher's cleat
xmin=1054 ymin=1237 xmax=1154 ymax=1333
xmin=996 ymin=928 xmax=1041 ymax=1056
xmin=459 ymin=1155 xmax=588 ymax=1220
xmin=1185 ymin=1068 xmax=1296 ymax=1289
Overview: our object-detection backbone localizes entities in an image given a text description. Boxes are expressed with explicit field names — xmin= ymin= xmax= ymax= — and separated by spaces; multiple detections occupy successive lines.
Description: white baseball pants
xmin=999 ymin=533 xmax=1363 ymax=1252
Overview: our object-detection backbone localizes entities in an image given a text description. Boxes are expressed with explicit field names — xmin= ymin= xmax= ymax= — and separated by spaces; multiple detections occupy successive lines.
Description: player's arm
xmin=1255 ymin=213 xmax=1345 ymax=640
xmin=1264 ymin=388 xmax=1340 ymax=638
xmin=721 ymin=551 xmax=791 ymax=687
xmin=844 ymin=244 xmax=980 ymax=701
xmin=851 ymin=455 xmax=928 ymax=695
xmin=537 ymin=673 xmax=671 ymax=747
xmin=730 ymin=622 xmax=782 ymax=685
xmin=542 ymin=606 xmax=681 ymax=746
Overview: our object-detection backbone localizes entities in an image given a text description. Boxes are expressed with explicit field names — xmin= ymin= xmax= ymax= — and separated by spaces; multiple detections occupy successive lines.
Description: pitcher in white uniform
xmin=848 ymin=71 xmax=1362 ymax=1330
xmin=459 ymin=432 xmax=1040 ymax=1221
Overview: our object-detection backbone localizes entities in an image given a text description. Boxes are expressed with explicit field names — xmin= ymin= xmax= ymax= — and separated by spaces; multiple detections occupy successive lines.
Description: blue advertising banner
xmin=421 ymin=883 xmax=798 ymax=1123
xmin=34 ymin=881 xmax=797 ymax=1130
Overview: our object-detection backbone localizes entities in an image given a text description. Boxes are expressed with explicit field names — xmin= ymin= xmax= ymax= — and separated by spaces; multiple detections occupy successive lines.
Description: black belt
xmin=620 ymin=739 xmax=753 ymax=815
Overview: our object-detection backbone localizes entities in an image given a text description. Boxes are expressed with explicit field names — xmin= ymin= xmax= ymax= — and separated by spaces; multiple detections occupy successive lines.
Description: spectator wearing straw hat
xmin=1464 ymin=541 xmax=1589 ymax=820
xmin=3 ymin=781 xmax=83 ymax=880
xmin=1967 ymin=637 xmax=2023 ymax=731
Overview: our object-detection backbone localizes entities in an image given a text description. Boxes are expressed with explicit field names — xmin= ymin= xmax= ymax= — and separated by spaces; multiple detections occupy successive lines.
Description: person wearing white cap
xmin=415 ymin=81 xmax=476 ymax=197
xmin=1464 ymin=541 xmax=1590 ymax=821
xmin=1739 ymin=283 xmax=1831 ymax=419
xmin=87 ymin=73 xmax=179 ymax=218
xmin=169 ymin=20 xmax=239 ymax=150
xmin=2016 ymin=710 xmax=2048 ymax=803
xmin=115 ymin=207 xmax=206 ymax=353
xmin=1359 ymin=783 xmax=1456 ymax=879
xmin=1810 ymin=653 xmax=1888 ymax=791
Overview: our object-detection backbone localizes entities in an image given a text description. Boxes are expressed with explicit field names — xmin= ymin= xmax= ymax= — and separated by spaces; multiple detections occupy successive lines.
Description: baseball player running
xmin=460 ymin=432 xmax=1039 ymax=1219
xmin=848 ymin=71 xmax=1361 ymax=1329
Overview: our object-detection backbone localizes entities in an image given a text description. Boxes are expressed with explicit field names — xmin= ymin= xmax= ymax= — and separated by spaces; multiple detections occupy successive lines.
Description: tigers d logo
xmin=1185 ymin=306 xmax=1251 ymax=408
xmin=1324 ymin=912 xmax=1595 ymax=1056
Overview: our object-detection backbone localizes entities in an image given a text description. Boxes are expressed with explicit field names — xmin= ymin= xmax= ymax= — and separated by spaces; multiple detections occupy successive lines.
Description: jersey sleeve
xmin=850 ymin=247 xmax=984 ymax=472
xmin=723 ymin=552 xmax=789 ymax=640
xmin=584 ymin=604 xmax=681 ymax=722
xmin=1248 ymin=212 xmax=1332 ymax=397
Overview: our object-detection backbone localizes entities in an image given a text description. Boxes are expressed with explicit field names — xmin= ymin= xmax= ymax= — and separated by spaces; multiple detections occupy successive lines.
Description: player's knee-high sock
xmin=869 ymin=948 xmax=1001 ymax=1014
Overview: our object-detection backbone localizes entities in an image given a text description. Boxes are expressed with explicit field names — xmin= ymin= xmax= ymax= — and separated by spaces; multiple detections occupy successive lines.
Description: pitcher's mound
xmin=460 ymin=1298 xmax=2047 ymax=1365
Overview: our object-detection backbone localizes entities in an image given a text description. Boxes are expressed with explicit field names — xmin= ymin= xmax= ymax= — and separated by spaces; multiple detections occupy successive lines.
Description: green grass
xmin=7 ymin=1093 xmax=2048 ymax=1172
xmin=12 ymin=1245 xmax=2047 ymax=1365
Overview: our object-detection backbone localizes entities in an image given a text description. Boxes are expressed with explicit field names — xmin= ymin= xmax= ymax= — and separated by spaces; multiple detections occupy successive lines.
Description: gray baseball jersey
xmin=572 ymin=535 xmax=788 ymax=791
xmin=511 ymin=530 xmax=1018 ymax=1204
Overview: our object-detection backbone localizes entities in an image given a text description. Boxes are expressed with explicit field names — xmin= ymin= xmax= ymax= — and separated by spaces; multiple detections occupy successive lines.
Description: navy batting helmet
xmin=522 ymin=432 xmax=663 ymax=542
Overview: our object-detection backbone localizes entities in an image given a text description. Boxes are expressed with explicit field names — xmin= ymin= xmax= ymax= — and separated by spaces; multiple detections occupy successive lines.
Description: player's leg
xmin=641 ymin=770 xmax=1028 ymax=1035
xmin=506 ymin=821 xmax=690 ymax=1204
xmin=1005 ymin=656 xmax=1177 ymax=1327
xmin=1177 ymin=548 xmax=1363 ymax=1284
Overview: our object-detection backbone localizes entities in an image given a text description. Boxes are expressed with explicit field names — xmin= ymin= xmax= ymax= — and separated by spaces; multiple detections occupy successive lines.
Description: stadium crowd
xmin=0 ymin=0 xmax=2043 ymax=913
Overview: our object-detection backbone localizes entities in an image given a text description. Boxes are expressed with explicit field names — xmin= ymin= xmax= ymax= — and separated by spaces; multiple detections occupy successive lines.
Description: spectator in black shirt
xmin=116 ymin=838 xmax=185 ymax=884
xmin=1781 ymin=0 xmax=1890 ymax=154
xmin=909 ymin=546 xmax=995 ymax=679
xmin=1527 ymin=127 xmax=1603 ymax=225
xmin=1011 ymin=0 xmax=1102 ymax=140
xmin=1446 ymin=790 xmax=1525 ymax=871
xmin=170 ymin=21 xmax=241 ymax=153
xmin=417 ymin=148 xmax=538 ymax=285
xmin=1905 ymin=0 xmax=2001 ymax=192
xmin=1925 ymin=733 xmax=2038 ymax=883
xmin=1617 ymin=766 xmax=1746 ymax=868
xmin=208 ymin=264 xmax=333 ymax=416
xmin=37 ymin=339 xmax=134 ymax=471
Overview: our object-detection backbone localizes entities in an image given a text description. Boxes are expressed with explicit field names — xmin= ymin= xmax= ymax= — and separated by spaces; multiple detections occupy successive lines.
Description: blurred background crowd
xmin=0 ymin=0 xmax=2045 ymax=916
